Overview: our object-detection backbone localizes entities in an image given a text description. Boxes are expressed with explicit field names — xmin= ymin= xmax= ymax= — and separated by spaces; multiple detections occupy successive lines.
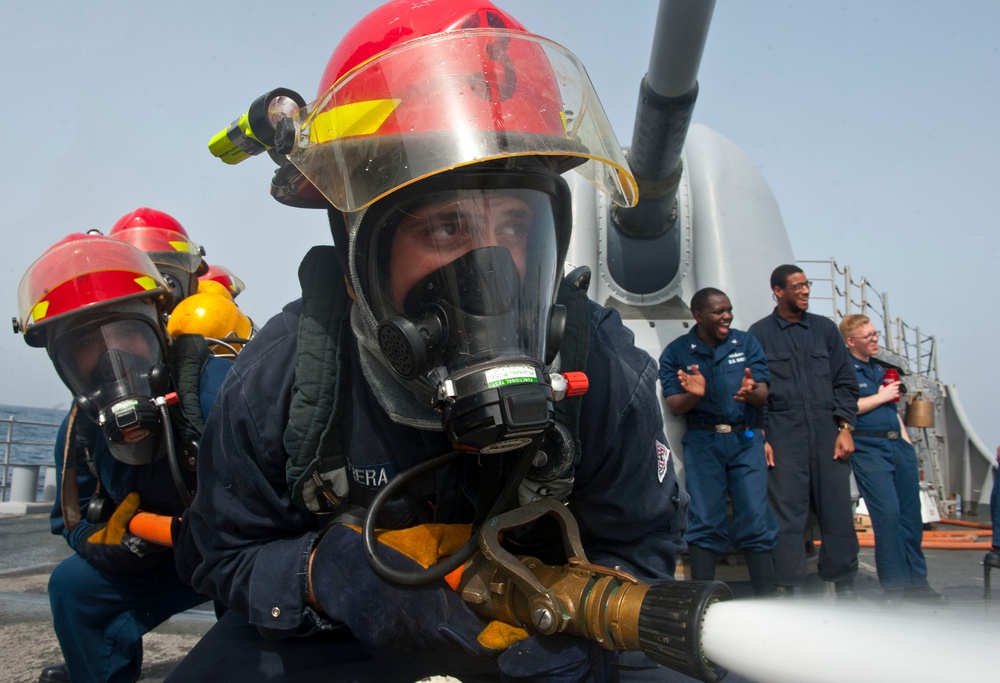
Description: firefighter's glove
xmin=79 ymin=492 xmax=169 ymax=572
xmin=497 ymin=633 xmax=614 ymax=683
xmin=311 ymin=523 xmax=525 ymax=657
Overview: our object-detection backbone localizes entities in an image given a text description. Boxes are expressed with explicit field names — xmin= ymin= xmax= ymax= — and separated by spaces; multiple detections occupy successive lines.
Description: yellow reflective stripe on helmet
xmin=31 ymin=301 xmax=50 ymax=323
xmin=167 ymin=241 xmax=192 ymax=253
xmin=135 ymin=275 xmax=160 ymax=290
xmin=308 ymin=99 xmax=401 ymax=144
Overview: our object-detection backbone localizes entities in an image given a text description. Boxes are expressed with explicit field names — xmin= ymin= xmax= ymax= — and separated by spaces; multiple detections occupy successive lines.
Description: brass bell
xmin=904 ymin=393 xmax=935 ymax=428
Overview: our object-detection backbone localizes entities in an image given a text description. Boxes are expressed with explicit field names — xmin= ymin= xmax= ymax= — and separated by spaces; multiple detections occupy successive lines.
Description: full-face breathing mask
xmin=51 ymin=317 xmax=169 ymax=465
xmin=377 ymin=245 xmax=565 ymax=453
xmin=351 ymin=166 xmax=582 ymax=458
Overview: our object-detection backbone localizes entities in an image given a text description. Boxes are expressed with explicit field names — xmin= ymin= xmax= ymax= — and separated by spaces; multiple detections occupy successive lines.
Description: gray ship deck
xmin=0 ymin=513 xmax=214 ymax=683
xmin=1 ymin=511 xmax=996 ymax=683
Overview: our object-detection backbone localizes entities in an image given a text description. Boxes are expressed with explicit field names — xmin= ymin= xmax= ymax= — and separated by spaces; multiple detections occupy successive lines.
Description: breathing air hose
xmin=361 ymin=438 xmax=541 ymax=585
xmin=153 ymin=395 xmax=193 ymax=508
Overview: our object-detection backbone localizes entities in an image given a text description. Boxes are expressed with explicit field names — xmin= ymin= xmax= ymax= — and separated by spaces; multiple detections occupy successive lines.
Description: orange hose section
xmin=918 ymin=541 xmax=991 ymax=550
xmin=128 ymin=512 xmax=176 ymax=547
xmin=821 ymin=531 xmax=993 ymax=550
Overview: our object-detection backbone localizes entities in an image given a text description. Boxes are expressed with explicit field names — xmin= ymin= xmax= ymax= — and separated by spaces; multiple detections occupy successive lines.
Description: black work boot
xmin=985 ymin=549 xmax=1000 ymax=600
xmin=687 ymin=546 xmax=717 ymax=582
xmin=39 ymin=664 xmax=71 ymax=683
xmin=772 ymin=585 xmax=796 ymax=598
xmin=880 ymin=590 xmax=904 ymax=607
xmin=903 ymin=584 xmax=948 ymax=605
xmin=834 ymin=579 xmax=858 ymax=601
xmin=745 ymin=550 xmax=777 ymax=597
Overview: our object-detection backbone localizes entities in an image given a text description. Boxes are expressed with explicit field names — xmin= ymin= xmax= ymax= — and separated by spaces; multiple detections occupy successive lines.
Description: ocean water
xmin=0 ymin=403 xmax=66 ymax=466
xmin=0 ymin=404 xmax=67 ymax=502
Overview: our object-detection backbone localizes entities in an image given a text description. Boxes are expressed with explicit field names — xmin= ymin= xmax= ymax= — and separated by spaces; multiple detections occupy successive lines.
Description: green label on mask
xmin=484 ymin=364 xmax=538 ymax=388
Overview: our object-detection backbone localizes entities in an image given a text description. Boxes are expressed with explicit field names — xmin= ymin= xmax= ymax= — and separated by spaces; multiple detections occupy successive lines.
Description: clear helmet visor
xmin=110 ymin=226 xmax=204 ymax=275
xmin=16 ymin=235 xmax=167 ymax=347
xmin=286 ymin=29 xmax=637 ymax=212
xmin=50 ymin=318 xmax=165 ymax=421
xmin=363 ymin=187 xmax=559 ymax=377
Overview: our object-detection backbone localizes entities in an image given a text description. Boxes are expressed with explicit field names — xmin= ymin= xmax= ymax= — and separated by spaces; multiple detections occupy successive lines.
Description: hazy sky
xmin=3 ymin=1 xmax=998 ymax=451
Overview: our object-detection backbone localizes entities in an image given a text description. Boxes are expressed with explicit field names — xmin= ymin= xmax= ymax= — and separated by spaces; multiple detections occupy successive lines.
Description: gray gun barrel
xmin=615 ymin=0 xmax=715 ymax=240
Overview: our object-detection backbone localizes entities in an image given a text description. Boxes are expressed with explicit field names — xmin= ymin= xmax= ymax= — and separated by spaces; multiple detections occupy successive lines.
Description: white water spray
xmin=701 ymin=599 xmax=998 ymax=682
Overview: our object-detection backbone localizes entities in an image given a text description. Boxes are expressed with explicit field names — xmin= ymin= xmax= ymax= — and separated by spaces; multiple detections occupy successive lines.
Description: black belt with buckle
xmin=688 ymin=422 xmax=752 ymax=434
xmin=853 ymin=429 xmax=900 ymax=440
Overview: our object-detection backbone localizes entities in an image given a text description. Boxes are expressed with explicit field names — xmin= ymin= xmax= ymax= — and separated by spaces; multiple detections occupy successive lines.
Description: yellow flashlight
xmin=208 ymin=88 xmax=306 ymax=165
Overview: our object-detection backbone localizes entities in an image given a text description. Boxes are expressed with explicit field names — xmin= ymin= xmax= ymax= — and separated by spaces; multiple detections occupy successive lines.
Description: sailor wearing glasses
xmin=748 ymin=264 xmax=860 ymax=598
xmin=839 ymin=313 xmax=945 ymax=604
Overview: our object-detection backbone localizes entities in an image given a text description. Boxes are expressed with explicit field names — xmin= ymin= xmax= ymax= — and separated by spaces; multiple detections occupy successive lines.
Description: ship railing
xmin=1 ymin=414 xmax=59 ymax=505
xmin=799 ymin=258 xmax=938 ymax=380
xmin=798 ymin=258 xmax=997 ymax=520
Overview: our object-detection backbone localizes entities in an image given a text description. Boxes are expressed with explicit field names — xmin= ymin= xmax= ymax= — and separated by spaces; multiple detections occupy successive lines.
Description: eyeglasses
xmin=852 ymin=331 xmax=880 ymax=342
xmin=783 ymin=280 xmax=812 ymax=292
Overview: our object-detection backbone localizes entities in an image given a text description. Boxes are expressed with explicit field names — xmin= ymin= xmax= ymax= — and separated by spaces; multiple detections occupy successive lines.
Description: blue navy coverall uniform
xmin=848 ymin=358 xmax=928 ymax=591
xmin=659 ymin=327 xmax=777 ymax=554
xmin=748 ymin=310 xmax=860 ymax=588
xmin=48 ymin=358 xmax=230 ymax=683
xmin=169 ymin=297 xmax=687 ymax=683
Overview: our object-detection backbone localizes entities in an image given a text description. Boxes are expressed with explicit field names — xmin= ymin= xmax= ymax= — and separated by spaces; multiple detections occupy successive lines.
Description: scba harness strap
xmin=283 ymin=246 xmax=356 ymax=523
xmin=168 ymin=334 xmax=211 ymax=446
xmin=284 ymin=246 xmax=592 ymax=522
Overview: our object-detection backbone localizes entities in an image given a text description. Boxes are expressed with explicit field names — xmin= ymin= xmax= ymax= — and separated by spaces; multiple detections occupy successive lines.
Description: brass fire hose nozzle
xmin=455 ymin=499 xmax=733 ymax=682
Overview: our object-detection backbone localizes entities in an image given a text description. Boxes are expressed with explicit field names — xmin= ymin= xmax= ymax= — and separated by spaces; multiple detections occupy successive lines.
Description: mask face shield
xmin=110 ymin=226 xmax=204 ymax=277
xmin=50 ymin=316 xmax=167 ymax=465
xmin=365 ymin=187 xmax=558 ymax=379
xmin=352 ymin=164 xmax=570 ymax=454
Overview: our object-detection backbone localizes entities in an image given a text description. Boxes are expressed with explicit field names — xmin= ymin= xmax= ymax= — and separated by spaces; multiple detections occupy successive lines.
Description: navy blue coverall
xmin=169 ymin=296 xmax=688 ymax=682
xmin=48 ymin=358 xmax=230 ymax=683
xmin=848 ymin=358 xmax=928 ymax=591
xmin=659 ymin=327 xmax=777 ymax=554
xmin=748 ymin=310 xmax=860 ymax=588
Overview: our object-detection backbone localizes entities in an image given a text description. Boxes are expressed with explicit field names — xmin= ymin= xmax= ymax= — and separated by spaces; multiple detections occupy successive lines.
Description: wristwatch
xmin=838 ymin=421 xmax=853 ymax=432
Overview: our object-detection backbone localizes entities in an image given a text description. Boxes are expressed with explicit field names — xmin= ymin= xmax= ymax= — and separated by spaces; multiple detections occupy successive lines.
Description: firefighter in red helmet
xmin=199 ymin=263 xmax=246 ymax=299
xmin=16 ymin=234 xmax=231 ymax=683
xmin=172 ymin=3 xmax=684 ymax=682
xmin=108 ymin=207 xmax=208 ymax=309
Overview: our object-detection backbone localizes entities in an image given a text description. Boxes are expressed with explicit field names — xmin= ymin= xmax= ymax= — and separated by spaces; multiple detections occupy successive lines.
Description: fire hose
xmin=129 ymin=499 xmax=732 ymax=682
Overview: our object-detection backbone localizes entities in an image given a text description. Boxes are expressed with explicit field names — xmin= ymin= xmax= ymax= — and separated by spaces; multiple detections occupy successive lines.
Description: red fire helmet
xmin=199 ymin=263 xmax=246 ymax=298
xmin=271 ymin=0 xmax=637 ymax=212
xmin=108 ymin=207 xmax=206 ymax=277
xmin=16 ymin=233 xmax=168 ymax=348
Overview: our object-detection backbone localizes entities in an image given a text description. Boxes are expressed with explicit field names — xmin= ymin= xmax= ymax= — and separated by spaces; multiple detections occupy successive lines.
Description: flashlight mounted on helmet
xmin=208 ymin=88 xmax=306 ymax=165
